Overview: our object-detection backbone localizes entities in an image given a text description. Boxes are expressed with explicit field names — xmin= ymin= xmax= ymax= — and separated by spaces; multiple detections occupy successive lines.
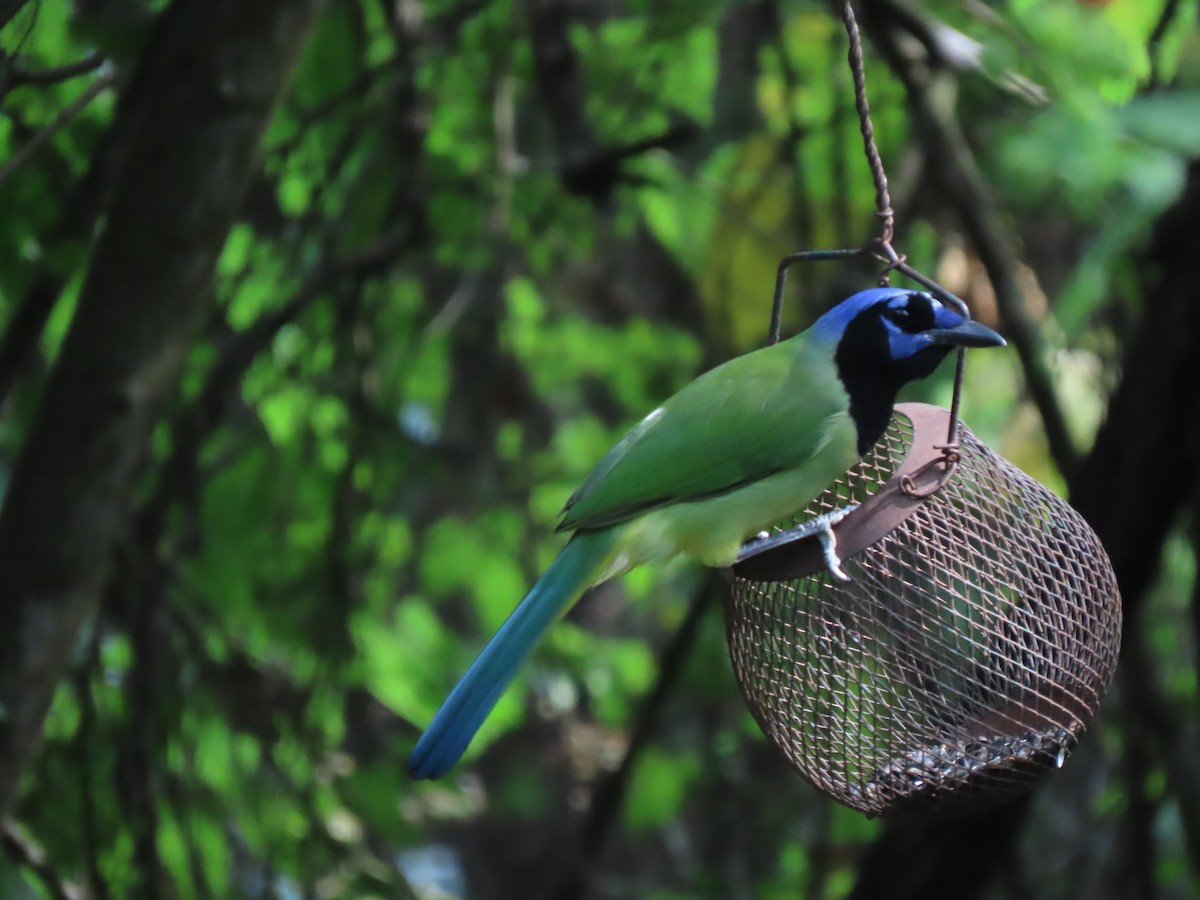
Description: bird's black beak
xmin=926 ymin=319 xmax=1006 ymax=349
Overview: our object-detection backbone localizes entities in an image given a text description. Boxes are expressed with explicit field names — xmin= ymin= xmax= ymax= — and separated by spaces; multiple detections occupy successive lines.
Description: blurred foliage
xmin=1 ymin=0 xmax=1199 ymax=897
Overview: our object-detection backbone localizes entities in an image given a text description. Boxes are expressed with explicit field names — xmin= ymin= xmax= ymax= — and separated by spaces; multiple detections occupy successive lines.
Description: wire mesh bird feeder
xmin=728 ymin=402 xmax=1121 ymax=819
xmin=719 ymin=0 xmax=1120 ymax=819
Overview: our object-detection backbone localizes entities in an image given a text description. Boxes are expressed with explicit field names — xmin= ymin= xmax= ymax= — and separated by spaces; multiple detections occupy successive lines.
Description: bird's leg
xmin=735 ymin=504 xmax=859 ymax=582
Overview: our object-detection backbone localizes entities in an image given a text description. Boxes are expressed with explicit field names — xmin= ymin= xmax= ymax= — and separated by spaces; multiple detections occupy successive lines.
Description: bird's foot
xmin=735 ymin=504 xmax=859 ymax=582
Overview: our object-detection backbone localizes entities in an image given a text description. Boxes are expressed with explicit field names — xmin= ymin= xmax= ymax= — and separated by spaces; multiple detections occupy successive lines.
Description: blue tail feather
xmin=407 ymin=530 xmax=615 ymax=780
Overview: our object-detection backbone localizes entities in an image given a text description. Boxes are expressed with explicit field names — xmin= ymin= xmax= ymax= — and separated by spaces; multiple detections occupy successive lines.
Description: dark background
xmin=1 ymin=0 xmax=1198 ymax=896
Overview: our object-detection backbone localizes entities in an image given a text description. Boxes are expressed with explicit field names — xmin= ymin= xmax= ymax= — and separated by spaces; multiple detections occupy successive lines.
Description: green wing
xmin=558 ymin=336 xmax=849 ymax=532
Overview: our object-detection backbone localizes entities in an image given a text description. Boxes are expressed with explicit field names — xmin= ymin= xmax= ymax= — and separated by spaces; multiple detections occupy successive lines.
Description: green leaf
xmin=624 ymin=747 xmax=701 ymax=832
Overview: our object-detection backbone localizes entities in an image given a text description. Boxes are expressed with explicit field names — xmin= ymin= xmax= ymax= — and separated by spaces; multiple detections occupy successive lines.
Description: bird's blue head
xmin=814 ymin=287 xmax=1006 ymax=452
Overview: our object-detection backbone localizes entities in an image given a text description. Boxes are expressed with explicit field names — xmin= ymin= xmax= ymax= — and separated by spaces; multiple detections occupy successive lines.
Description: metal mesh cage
xmin=727 ymin=403 xmax=1121 ymax=819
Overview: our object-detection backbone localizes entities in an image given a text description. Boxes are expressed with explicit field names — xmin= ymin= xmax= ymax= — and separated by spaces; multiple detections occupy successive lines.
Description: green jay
xmin=408 ymin=287 xmax=1005 ymax=779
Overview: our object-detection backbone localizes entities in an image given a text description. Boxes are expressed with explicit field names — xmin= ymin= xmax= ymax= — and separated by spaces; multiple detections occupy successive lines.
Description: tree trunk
xmin=850 ymin=163 xmax=1200 ymax=899
xmin=0 ymin=0 xmax=325 ymax=817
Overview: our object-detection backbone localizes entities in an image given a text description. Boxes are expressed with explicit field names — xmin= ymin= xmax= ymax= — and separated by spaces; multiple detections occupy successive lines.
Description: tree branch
xmin=840 ymin=11 xmax=1200 ymax=899
xmin=0 ymin=0 xmax=33 ymax=31
xmin=74 ymin=630 xmax=111 ymax=900
xmin=550 ymin=577 xmax=719 ymax=899
xmin=761 ymin=0 xmax=816 ymax=246
xmin=0 ymin=0 xmax=326 ymax=817
xmin=2 ymin=51 xmax=107 ymax=91
xmin=1 ymin=822 xmax=84 ymax=900
xmin=0 ymin=69 xmax=116 ymax=187
xmin=524 ymin=0 xmax=695 ymax=202
xmin=846 ymin=156 xmax=1200 ymax=900
xmin=1069 ymin=162 xmax=1200 ymax=605
xmin=1147 ymin=0 xmax=1185 ymax=89
xmin=1120 ymin=615 xmax=1200 ymax=885
xmin=0 ymin=85 xmax=132 ymax=411
xmin=849 ymin=796 xmax=1031 ymax=899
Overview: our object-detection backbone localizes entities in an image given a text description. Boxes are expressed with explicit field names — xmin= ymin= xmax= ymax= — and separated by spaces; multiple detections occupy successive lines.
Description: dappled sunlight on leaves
xmin=3 ymin=0 xmax=1197 ymax=896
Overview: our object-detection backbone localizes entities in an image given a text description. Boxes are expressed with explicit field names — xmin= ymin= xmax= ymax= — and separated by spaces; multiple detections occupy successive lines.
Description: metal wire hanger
xmin=769 ymin=0 xmax=973 ymax=483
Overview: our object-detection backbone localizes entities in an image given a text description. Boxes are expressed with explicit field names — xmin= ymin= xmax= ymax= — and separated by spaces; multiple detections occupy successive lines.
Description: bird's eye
xmin=886 ymin=306 xmax=910 ymax=324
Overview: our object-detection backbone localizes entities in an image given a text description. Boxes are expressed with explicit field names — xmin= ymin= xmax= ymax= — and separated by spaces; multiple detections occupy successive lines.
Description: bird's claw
xmin=817 ymin=523 xmax=851 ymax=582
xmin=815 ymin=504 xmax=856 ymax=583
xmin=735 ymin=504 xmax=859 ymax=582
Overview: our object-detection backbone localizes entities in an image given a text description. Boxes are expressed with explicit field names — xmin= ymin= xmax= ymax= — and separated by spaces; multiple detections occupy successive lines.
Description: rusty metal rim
xmin=731 ymin=402 xmax=954 ymax=583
